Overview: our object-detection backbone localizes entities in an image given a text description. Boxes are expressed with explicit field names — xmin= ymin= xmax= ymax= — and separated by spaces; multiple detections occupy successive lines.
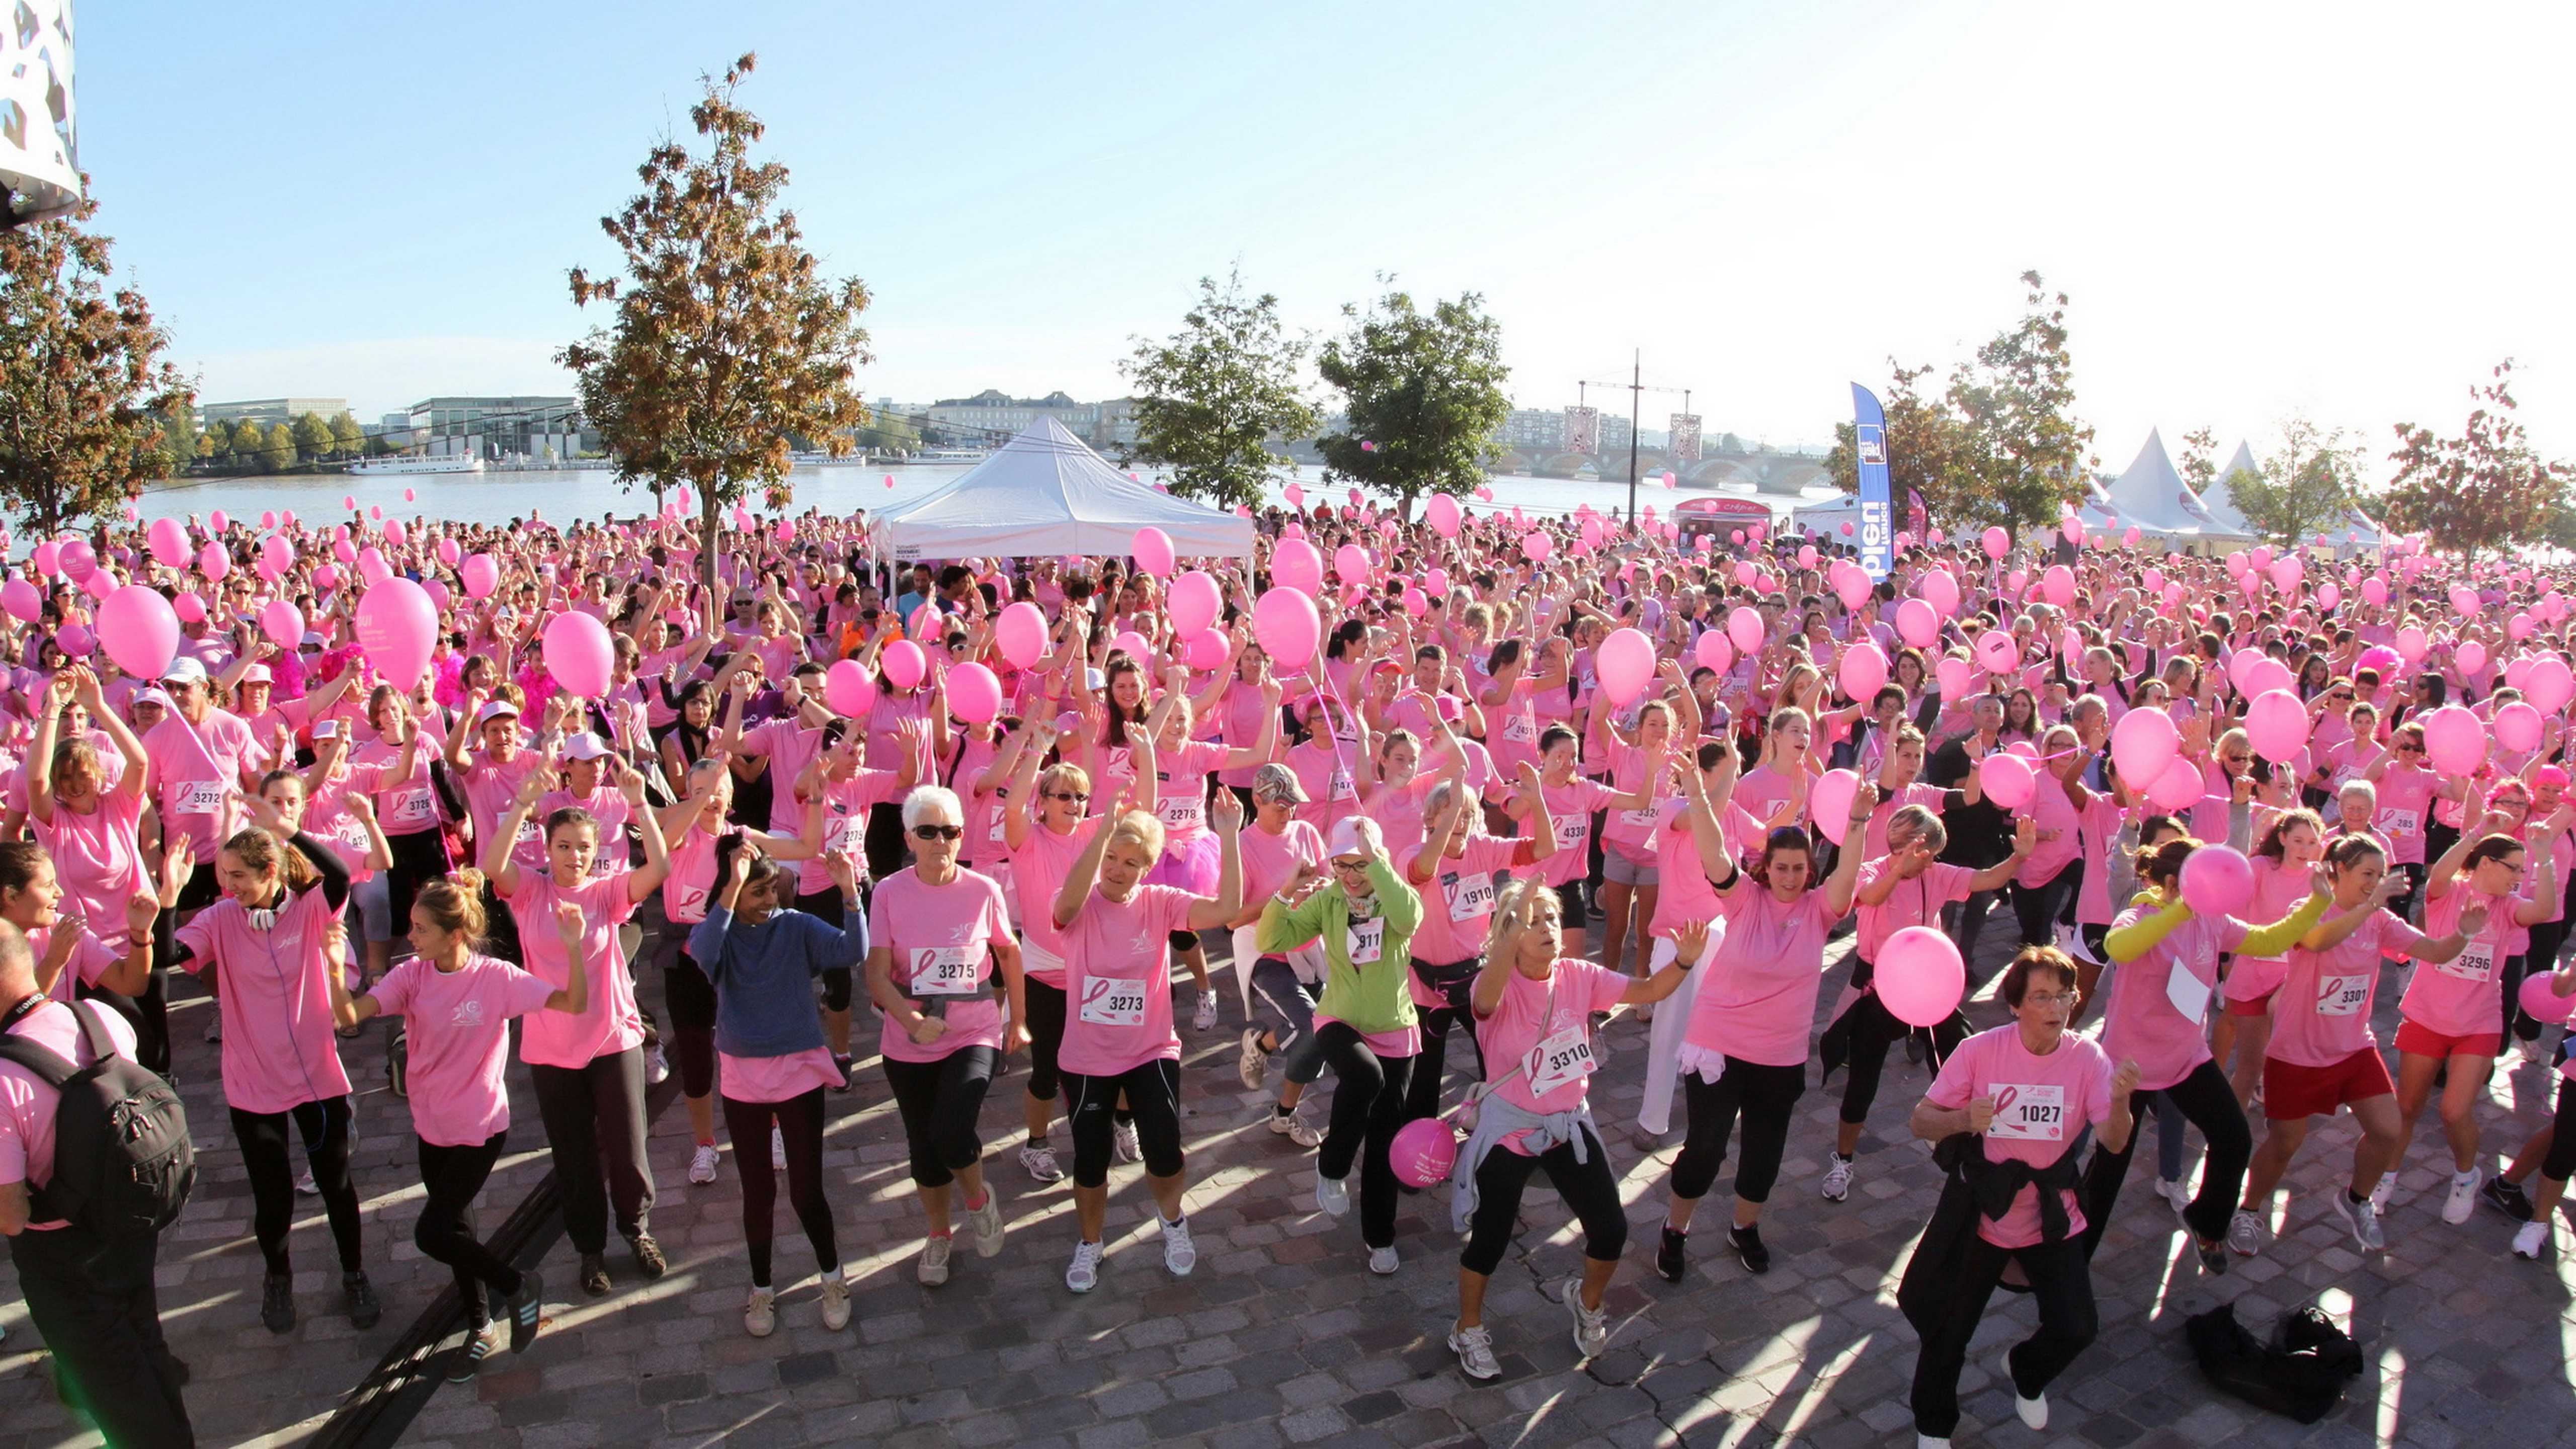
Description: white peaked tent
xmin=1791 ymin=493 xmax=1863 ymax=535
xmin=871 ymin=417 xmax=1256 ymax=561
xmin=2318 ymin=505 xmax=2388 ymax=557
xmin=2102 ymin=429 xmax=2255 ymax=549
xmin=2197 ymin=442 xmax=2263 ymax=537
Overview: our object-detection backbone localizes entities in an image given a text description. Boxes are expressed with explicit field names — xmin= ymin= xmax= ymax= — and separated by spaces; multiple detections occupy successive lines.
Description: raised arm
xmin=1183 ymin=792 xmax=1246 ymax=932
xmin=1822 ymin=782 xmax=1878 ymax=916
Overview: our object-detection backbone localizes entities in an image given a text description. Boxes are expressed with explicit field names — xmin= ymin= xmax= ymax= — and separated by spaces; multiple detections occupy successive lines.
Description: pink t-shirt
xmin=2373 ymin=765 xmax=2437 ymax=864
xmin=1057 ymin=883 xmax=1198 ymax=1077
xmin=867 ymin=867 xmax=1013 ymax=1063
xmin=1477 ymin=957 xmax=1630 ymax=1154
xmin=2016 ymin=774 xmax=2081 ymax=888
xmin=741 ymin=718 xmax=826 ymax=832
xmin=32 ymin=923 xmax=120 ymax=1004
xmin=1217 ymin=687 xmax=1276 ymax=788
xmin=0 ymin=1000 xmax=142 ymax=1230
xmin=1855 ymin=860 xmax=1974 ymax=964
xmin=143 ymin=708 xmax=257 ymax=858
xmin=1240 ymin=821 xmax=1327 ymax=945
xmin=1925 ymin=1024 xmax=2115 ymax=1248
xmin=1538 ymin=778 xmax=1618 ymax=886
xmin=1150 ymin=739 xmax=1230 ymax=841
xmin=2070 ymin=796 xmax=2125 ymax=927
xmin=1684 ymin=887 xmax=1839 ymax=1067
xmin=1287 ymin=740 xmax=1361 ymax=837
xmin=1008 ymin=817 xmax=1104 ymax=986
xmin=457 ymin=751 xmax=547 ymax=867
xmin=799 ymin=767 xmax=903 ymax=895
xmin=1599 ymin=744 xmax=1670 ymax=863
xmin=367 ymin=953 xmax=556 ymax=1147
xmin=353 ymin=737 xmax=441 ymax=837
xmin=2102 ymin=907 xmax=2247 ymax=1092
xmin=1405 ymin=833 xmax=1520 ymax=970
xmin=30 ymin=790 xmax=149 ymax=953
xmin=2270 ymin=909 xmax=2423 ymax=1068
xmin=177 ymin=886 xmax=352 ymax=1114
xmin=2403 ymin=886 xmax=2525 ymax=1038
xmin=2221 ymin=858 xmax=2316 ymax=1003
xmin=718 ymin=1045 xmax=845 ymax=1104
xmin=661 ymin=822 xmax=736 ymax=927
xmin=1647 ymin=799 xmax=1761 ymax=935
xmin=507 ymin=872 xmax=644 ymax=1069
xmin=863 ymin=690 xmax=931 ymax=775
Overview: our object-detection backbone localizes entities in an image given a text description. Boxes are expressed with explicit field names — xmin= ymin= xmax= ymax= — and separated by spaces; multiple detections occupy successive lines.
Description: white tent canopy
xmin=2102 ymin=428 xmax=2256 ymax=547
xmin=870 ymin=417 xmax=1256 ymax=562
xmin=1790 ymin=493 xmax=1861 ymax=534
xmin=2197 ymin=442 xmax=2262 ymax=537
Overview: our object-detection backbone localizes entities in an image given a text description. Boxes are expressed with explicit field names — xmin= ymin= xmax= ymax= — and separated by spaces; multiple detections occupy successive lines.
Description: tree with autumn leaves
xmin=561 ymin=53 xmax=872 ymax=627
xmin=2379 ymin=360 xmax=2571 ymax=562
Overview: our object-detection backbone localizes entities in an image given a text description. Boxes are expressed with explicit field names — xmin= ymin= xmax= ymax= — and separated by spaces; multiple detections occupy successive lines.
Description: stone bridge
xmin=1490 ymin=448 xmax=1833 ymax=495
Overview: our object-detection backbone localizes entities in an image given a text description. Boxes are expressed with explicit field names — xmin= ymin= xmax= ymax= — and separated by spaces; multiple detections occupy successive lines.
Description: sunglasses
xmin=1044 ymin=790 xmax=1090 ymax=803
xmin=911 ymin=824 xmax=963 ymax=842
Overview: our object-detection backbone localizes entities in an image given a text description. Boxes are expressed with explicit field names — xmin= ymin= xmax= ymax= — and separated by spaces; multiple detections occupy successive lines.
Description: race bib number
xmin=674 ymin=883 xmax=709 ymax=922
xmin=1157 ymin=790 xmax=1204 ymax=831
xmin=824 ymin=810 xmax=866 ymax=856
xmin=1327 ymin=769 xmax=1355 ymax=802
xmin=2375 ymin=807 xmax=2420 ymax=838
xmin=1347 ymin=917 xmax=1384 ymax=964
xmin=1986 ymin=1082 xmax=2068 ymax=1142
xmin=2164 ymin=960 xmax=2212 ymax=1027
xmin=515 ymin=818 xmax=544 ymax=848
xmin=2317 ymin=973 xmax=2372 ymax=1016
xmin=985 ymin=809 xmax=1008 ymax=846
xmin=1619 ymin=802 xmax=1663 ymax=830
xmin=1525 ymin=1025 xmax=1595 ymax=1097
xmin=176 ymin=780 xmax=225 ymax=815
xmin=386 ymin=786 xmax=435 ymax=829
xmin=1501 ymin=714 xmax=1536 ymax=744
xmin=2438 ymin=938 xmax=2497 ymax=983
xmin=910 ymin=944 xmax=979 ymax=996
xmin=1444 ymin=870 xmax=1496 ymax=923
xmin=1078 ymin=976 xmax=1148 ymax=1026
xmin=1553 ymin=815 xmax=1589 ymax=849
xmin=334 ymin=819 xmax=373 ymax=859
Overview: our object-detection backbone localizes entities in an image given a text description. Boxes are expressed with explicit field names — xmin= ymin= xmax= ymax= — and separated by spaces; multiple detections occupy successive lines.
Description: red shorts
xmin=2263 ymin=1049 xmax=2395 ymax=1120
xmin=2392 ymin=1020 xmax=2503 ymax=1060
xmin=2225 ymin=991 xmax=2275 ymax=1018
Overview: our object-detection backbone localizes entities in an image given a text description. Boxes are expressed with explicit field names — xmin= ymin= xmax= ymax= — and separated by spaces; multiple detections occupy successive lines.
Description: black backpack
xmin=0 ymin=998 xmax=197 ymax=1236
xmin=2184 ymin=1302 xmax=2364 ymax=1424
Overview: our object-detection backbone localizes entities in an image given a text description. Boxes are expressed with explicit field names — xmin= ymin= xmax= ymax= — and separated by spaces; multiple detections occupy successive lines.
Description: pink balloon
xmin=1838 ymin=641 xmax=1889 ymax=701
xmin=1425 ymin=493 xmax=1463 ymax=538
xmin=1132 ymin=526 xmax=1176 ymax=578
xmin=258 ymin=533 xmax=292 ymax=581
xmin=31 ymin=541 xmax=60 ymax=575
xmin=1694 ymin=630 xmax=1734 ymax=673
xmin=1936 ymin=656 xmax=1972 ymax=697
xmin=58 ymin=540 xmax=94 ymax=578
xmin=146 ymin=518 xmax=189 ymax=568
xmin=1597 ymin=628 xmax=1657 ymax=706
xmin=2181 ymin=845 xmax=2255 ymax=918
xmin=1840 ymin=521 xmax=1855 ymax=536
xmin=173 ymin=593 xmax=206 ymax=625
xmin=2494 ymin=701 xmax=2543 ymax=754
xmin=342 ymin=495 xmax=357 ymax=510
xmin=2317 ymin=582 xmax=2341 ymax=612
xmin=354 ymin=577 xmax=439 ymax=689
xmin=2040 ymin=564 xmax=2075 ymax=607
xmin=1111 ymin=630 xmax=1153 ymax=664
xmin=2244 ymin=690 xmax=2309 ymax=762
xmin=1811 ymin=769 xmax=1861 ymax=846
xmin=1272 ymin=538 xmax=1325 ymax=596
xmin=259 ymin=510 xmax=277 ymax=530
xmin=0 ymin=577 xmax=39 ymax=624
xmin=2060 ymin=517 xmax=2084 ymax=548
xmin=2450 ymin=586 xmax=2480 ymax=617
xmin=995 ymin=602 xmax=1048 ymax=670
xmin=1390 ymin=1116 xmax=1458 ymax=1189
xmin=385 ymin=518 xmax=409 ymax=548
xmin=2110 ymin=707 xmax=2180 ymax=784
xmin=880 ymin=639 xmax=928 ymax=691
xmin=2395 ymin=626 xmax=2428 ymax=661
xmin=1401 ymin=587 xmax=1428 ymax=617
xmin=2525 ymin=657 xmax=2576 ymax=714
xmin=55 ymin=623 xmax=92 ymax=657
xmin=369 ymin=505 xmax=383 ymax=521
xmin=2362 ymin=577 xmax=2389 ymax=608
xmin=1333 ymin=543 xmax=1370 ymax=588
xmin=423 ymin=578 xmax=451 ymax=612
xmin=1978 ymin=752 xmax=2035 ymax=810
xmin=198 ymin=541 xmax=229 ymax=582
xmin=1973 ymin=630 xmax=2020 ymax=676
xmin=262 ymin=599 xmax=304 ymax=650
xmin=1185 ymin=628 xmax=1230 ymax=671
xmin=461 ymin=553 xmax=500 ymax=599
xmin=2519 ymin=972 xmax=2576 ymax=1026
xmin=1167 ymin=572 xmax=1221 ymax=635
xmin=437 ymin=537 xmax=461 ymax=567
xmin=1797 ymin=544 xmax=1818 ymax=570
xmin=1919 ymin=568 xmax=1959 ymax=618
xmin=1832 ymin=565 xmax=1871 ymax=611
xmin=824 ymin=659 xmax=878 ymax=717
xmin=1523 ymin=531 xmax=1555 ymax=564
xmin=2420 ymin=705 xmax=2487 ymax=776
xmin=1877 ymin=927 xmax=1965 ymax=1028
xmin=404 ymin=488 xmax=417 ymax=503
xmin=541 ymin=610 xmax=616 ymax=698
xmin=97 ymin=585 xmax=181 ymax=680
xmin=2148 ymin=756 xmax=2205 ymax=812
xmin=208 ymin=510 xmax=229 ymax=533
xmin=2454 ymin=638 xmax=2488 ymax=678
xmin=357 ymin=547 xmax=393 ymax=586
xmin=1726 ymin=606 xmax=1763 ymax=654
xmin=946 ymin=663 xmax=1004 ymax=725
xmin=1894 ymin=599 xmax=1940 ymax=650
xmin=1254 ymin=587 xmax=1321 ymax=670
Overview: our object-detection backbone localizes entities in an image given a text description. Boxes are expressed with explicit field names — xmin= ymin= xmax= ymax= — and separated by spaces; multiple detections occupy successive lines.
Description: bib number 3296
xmin=1078 ymin=976 xmax=1148 ymax=1026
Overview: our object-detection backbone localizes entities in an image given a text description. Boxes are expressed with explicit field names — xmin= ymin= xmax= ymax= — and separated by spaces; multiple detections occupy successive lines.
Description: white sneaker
xmin=917 ymin=1235 xmax=952 ymax=1286
xmin=1449 ymin=1320 xmax=1501 ymax=1381
xmin=2333 ymin=1189 xmax=2386 ymax=1251
xmin=295 ymin=1168 xmax=318 ymax=1196
xmin=1236 ymin=1028 xmax=1268 ymax=1090
xmin=687 ymin=1143 xmax=719 ymax=1185
xmin=2005 ymin=1354 xmax=2048 ymax=1429
xmin=1159 ymin=1215 xmax=1196 ymax=1276
xmin=965 ymin=1193 xmax=1005 ymax=1258
xmin=744 ymin=1286 xmax=776 ymax=1337
xmin=1367 ymin=1245 xmax=1399 ymax=1276
xmin=2227 ymin=1207 xmax=2265 ymax=1257
xmin=2512 ymin=1220 xmax=2549 ymax=1259
xmin=1563 ymin=1275 xmax=1610 ymax=1358
xmin=1315 ymin=1169 xmax=1350 ymax=1218
xmin=1266 ymin=1107 xmax=1322 ymax=1149
xmin=2154 ymin=1177 xmax=2193 ymax=1216
xmin=1917 ymin=1437 xmax=1952 ymax=1449
xmin=1820 ymin=1153 xmax=1854 ymax=1203
xmin=1020 ymin=1143 xmax=1065 ymax=1183
xmin=1193 ymin=991 xmax=1220 ymax=1032
xmin=818 ymin=1272 xmax=851 ymax=1331
xmin=1112 ymin=1121 xmax=1142 ymax=1164
xmin=2369 ymin=1172 xmax=2394 ymax=1215
xmin=1066 ymin=1239 xmax=1104 ymax=1293
xmin=2443 ymin=1169 xmax=2481 ymax=1226
xmin=770 ymin=1125 xmax=786 ymax=1171
xmin=646 ymin=1044 xmax=671 ymax=1085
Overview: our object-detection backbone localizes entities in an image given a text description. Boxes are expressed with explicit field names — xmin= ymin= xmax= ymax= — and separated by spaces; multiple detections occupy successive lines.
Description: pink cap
xmin=2537 ymin=765 xmax=2569 ymax=789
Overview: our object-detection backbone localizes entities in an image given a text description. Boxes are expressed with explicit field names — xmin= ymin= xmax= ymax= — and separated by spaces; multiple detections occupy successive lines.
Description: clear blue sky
xmin=76 ymin=1 xmax=2576 ymax=477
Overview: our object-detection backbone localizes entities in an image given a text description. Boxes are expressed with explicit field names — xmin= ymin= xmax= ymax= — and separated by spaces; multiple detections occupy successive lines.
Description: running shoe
xmin=1655 ymin=1225 xmax=1687 ymax=1283
xmin=1160 ymin=1215 xmax=1197 ymax=1276
xmin=2443 ymin=1169 xmax=2481 ymax=1225
xmin=1020 ymin=1142 xmax=1065 ymax=1182
xmin=2193 ymin=1238 xmax=2228 ymax=1276
xmin=1368 ymin=1245 xmax=1400 ymax=1276
xmin=2227 ymin=1208 xmax=2265 ymax=1257
xmin=688 ymin=1143 xmax=720 ymax=1185
xmin=744 ymin=1286 xmax=776 ymax=1337
xmin=1314 ymin=1169 xmax=1350 ymax=1218
xmin=831 ymin=1054 xmax=855 ymax=1094
xmin=260 ymin=1271 xmax=295 ymax=1333
xmin=646 ymin=1044 xmax=670 ymax=1086
xmin=1449 ymin=1321 xmax=1501 ymax=1381
xmin=1237 ymin=1028 xmax=1268 ymax=1090
xmin=1563 ymin=1276 xmax=1611 ymax=1358
xmin=819 ymin=1272 xmax=851 ymax=1330
xmin=295 ymin=1168 xmax=317 ymax=1196
xmin=1267 ymin=1106 xmax=1321 ymax=1148
xmin=1113 ymin=1120 xmax=1143 ymax=1164
xmin=2512 ymin=1221 xmax=2550 ymax=1260
xmin=2369 ymin=1173 xmax=2394 ymax=1216
xmin=966 ymin=1193 xmax=1005 ymax=1258
xmin=771 ymin=1125 xmax=786 ymax=1170
xmin=1729 ymin=1224 xmax=1771 ymax=1275
xmin=2332 ymin=1190 xmax=2385 ymax=1251
xmin=1820 ymin=1153 xmax=1854 ymax=1203
xmin=1066 ymin=1238 xmax=1104 ymax=1293
xmin=1194 ymin=991 xmax=1220 ymax=1032
xmin=2154 ymin=1177 xmax=2193 ymax=1216
xmin=2483 ymin=1175 xmax=2535 ymax=1222
xmin=579 ymin=1253 xmax=611 ymax=1297
xmin=446 ymin=1320 xmax=503 ymax=1382
xmin=2005 ymin=1354 xmax=2048 ymax=1429
xmin=506 ymin=1271 xmax=544 ymax=1353
xmin=918 ymin=1234 xmax=953 ymax=1286
xmin=344 ymin=1271 xmax=381 ymax=1330
xmin=627 ymin=1232 xmax=668 ymax=1280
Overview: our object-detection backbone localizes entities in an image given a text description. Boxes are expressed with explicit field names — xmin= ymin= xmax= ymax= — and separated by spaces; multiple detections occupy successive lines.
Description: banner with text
xmin=1852 ymin=383 xmax=1893 ymax=579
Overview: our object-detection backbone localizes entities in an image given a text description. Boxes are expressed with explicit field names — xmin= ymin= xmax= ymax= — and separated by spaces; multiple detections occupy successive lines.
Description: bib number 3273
xmin=1078 ymin=976 xmax=1148 ymax=1026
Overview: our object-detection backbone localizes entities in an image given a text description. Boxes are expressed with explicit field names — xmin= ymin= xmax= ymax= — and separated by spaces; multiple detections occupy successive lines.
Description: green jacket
xmin=1258 ymin=858 xmax=1423 ymax=1035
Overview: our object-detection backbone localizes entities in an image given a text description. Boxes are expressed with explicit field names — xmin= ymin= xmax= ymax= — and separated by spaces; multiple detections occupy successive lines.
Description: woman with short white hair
xmin=864 ymin=786 xmax=1026 ymax=1287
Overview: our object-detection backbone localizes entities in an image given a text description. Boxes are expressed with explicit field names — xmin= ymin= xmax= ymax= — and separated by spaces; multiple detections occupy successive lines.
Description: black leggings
xmin=1671 ymin=1059 xmax=1805 ymax=1203
xmin=1909 ymin=1235 xmax=2098 ymax=1437
xmin=721 ymin=1088 xmax=836 ymax=1287
xmin=863 ymin=801 xmax=909 ymax=881
xmin=660 ymin=942 xmax=718 ymax=1101
xmin=1313 ymin=1023 xmax=1416 ymax=1250
xmin=142 ymin=863 xmax=225 ymax=1074
xmin=789 ymin=889 xmax=855 ymax=1012
xmin=1023 ymin=979 xmax=1067 ymax=1103
xmin=231 ymin=1097 xmax=362 ymax=1275
xmin=2010 ymin=860 xmax=2080 ymax=948
xmin=883 ymin=1047 xmax=999 ymax=1188
xmin=2541 ymin=1077 xmax=2576 ymax=1182
xmin=1460 ymin=1126 xmax=1627 ymax=1276
xmin=1064 ymin=1059 xmax=1184 ymax=1188
xmin=417 ymin=1132 xmax=521 ymax=1326
xmin=529 ymin=1048 xmax=653 ymax=1255
xmin=1402 ymin=958 xmax=1484 ymax=1126
xmin=1946 ymin=890 xmax=2000 ymax=981
xmin=1836 ymin=985 xmax=1966 ymax=1131
xmin=2078 ymin=1058 xmax=2249 ymax=1248
xmin=383 ymin=827 xmax=453 ymax=951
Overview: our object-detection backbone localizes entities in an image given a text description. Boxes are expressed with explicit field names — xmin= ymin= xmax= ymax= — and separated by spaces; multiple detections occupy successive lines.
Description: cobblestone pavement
xmin=6 ymin=913 xmax=2575 ymax=1449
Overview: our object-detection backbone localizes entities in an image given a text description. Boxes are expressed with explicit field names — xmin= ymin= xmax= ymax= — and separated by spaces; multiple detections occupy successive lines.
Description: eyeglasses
xmin=2395 ymin=743 xmax=2423 ymax=754
xmin=2025 ymin=991 xmax=2079 ymax=1006
xmin=1044 ymin=790 xmax=1089 ymax=804
xmin=911 ymin=824 xmax=963 ymax=842
xmin=1331 ymin=858 xmax=1371 ymax=873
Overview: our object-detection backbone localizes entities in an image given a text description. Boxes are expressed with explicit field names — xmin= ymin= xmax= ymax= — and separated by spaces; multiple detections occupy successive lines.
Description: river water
xmin=139 ymin=462 xmax=1831 ymax=532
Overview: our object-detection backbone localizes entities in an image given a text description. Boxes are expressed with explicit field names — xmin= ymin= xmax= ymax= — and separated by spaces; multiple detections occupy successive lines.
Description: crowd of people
xmin=2 ymin=489 xmax=2574 ymax=1449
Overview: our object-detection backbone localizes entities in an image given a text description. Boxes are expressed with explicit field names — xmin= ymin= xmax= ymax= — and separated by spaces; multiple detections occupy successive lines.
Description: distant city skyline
xmin=75 ymin=2 xmax=2576 ymax=488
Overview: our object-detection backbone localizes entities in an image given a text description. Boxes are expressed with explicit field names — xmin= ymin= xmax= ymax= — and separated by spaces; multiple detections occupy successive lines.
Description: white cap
xmin=160 ymin=656 xmax=208 ymax=684
xmin=1326 ymin=818 xmax=1376 ymax=861
xmin=476 ymin=700 xmax=522 ymax=725
xmin=238 ymin=664 xmax=273 ymax=685
xmin=563 ymin=732 xmax=611 ymax=762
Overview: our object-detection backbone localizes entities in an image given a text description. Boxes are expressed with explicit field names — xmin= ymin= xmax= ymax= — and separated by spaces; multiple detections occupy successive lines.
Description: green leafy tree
xmin=1314 ymin=279 xmax=1508 ymax=519
xmin=0 ymin=194 xmax=196 ymax=533
xmin=331 ymin=412 xmax=365 ymax=459
xmin=561 ymin=53 xmax=872 ymax=625
xmin=1944 ymin=271 xmax=2096 ymax=535
xmin=1823 ymin=361 xmax=1976 ymax=533
xmin=157 ymin=398 xmax=196 ymax=477
xmin=194 ymin=428 xmax=219 ymax=464
xmin=1120 ymin=267 xmax=1316 ymax=508
xmin=2228 ymin=417 xmax=2359 ymax=548
xmin=2178 ymin=426 xmax=2218 ymax=494
xmin=853 ymin=406 xmax=920 ymax=454
xmin=2381 ymin=360 xmax=2571 ymax=561
xmin=292 ymin=410 xmax=334 ymax=463
xmin=259 ymin=421 xmax=299 ymax=472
